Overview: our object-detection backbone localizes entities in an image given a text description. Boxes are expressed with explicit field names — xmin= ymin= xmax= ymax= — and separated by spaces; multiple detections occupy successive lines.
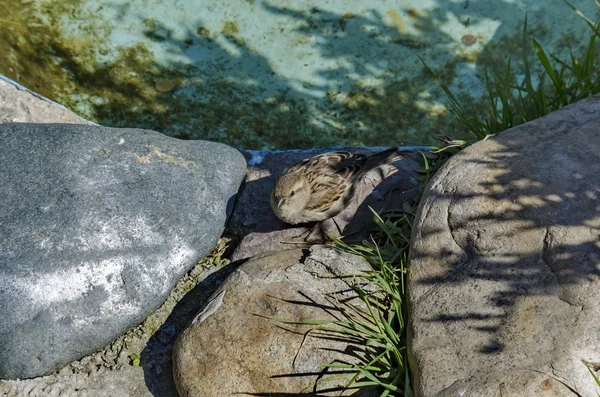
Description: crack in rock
xmin=540 ymin=227 xmax=581 ymax=308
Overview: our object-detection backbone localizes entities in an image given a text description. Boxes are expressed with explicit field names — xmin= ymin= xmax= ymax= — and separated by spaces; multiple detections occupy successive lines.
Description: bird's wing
xmin=287 ymin=151 xmax=367 ymax=213
xmin=288 ymin=151 xmax=367 ymax=175
xmin=304 ymin=172 xmax=350 ymax=212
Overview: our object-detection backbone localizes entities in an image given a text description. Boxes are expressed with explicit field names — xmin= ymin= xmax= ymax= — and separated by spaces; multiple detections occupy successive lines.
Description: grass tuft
xmin=311 ymin=221 xmax=413 ymax=396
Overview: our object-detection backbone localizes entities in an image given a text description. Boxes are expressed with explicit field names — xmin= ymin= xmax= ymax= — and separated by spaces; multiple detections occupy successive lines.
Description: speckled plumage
xmin=270 ymin=147 xmax=403 ymax=225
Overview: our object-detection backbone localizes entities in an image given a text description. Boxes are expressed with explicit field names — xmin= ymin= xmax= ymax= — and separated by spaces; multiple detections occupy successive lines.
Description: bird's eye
xmin=290 ymin=191 xmax=295 ymax=197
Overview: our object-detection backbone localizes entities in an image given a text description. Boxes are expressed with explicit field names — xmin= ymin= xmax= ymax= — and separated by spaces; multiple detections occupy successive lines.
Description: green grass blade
xmin=562 ymin=0 xmax=599 ymax=32
xmin=532 ymin=39 xmax=563 ymax=94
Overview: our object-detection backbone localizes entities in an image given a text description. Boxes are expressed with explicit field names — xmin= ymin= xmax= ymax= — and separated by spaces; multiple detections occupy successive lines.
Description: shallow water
xmin=0 ymin=0 xmax=597 ymax=149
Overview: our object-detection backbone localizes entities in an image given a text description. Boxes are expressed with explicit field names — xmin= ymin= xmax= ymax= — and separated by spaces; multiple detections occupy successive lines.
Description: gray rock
xmin=0 ymin=123 xmax=246 ymax=379
xmin=1 ymin=365 xmax=150 ymax=397
xmin=229 ymin=147 xmax=421 ymax=261
xmin=408 ymin=96 xmax=600 ymax=396
xmin=0 ymin=76 xmax=90 ymax=124
xmin=172 ymin=246 xmax=381 ymax=397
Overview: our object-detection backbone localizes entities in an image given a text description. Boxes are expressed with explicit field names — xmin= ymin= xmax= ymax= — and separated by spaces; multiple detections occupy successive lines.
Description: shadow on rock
xmin=140 ymin=262 xmax=242 ymax=397
xmin=407 ymin=97 xmax=600 ymax=396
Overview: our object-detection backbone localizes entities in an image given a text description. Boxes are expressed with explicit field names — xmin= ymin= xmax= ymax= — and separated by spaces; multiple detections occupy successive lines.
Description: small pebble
xmin=155 ymin=79 xmax=175 ymax=92
xmin=461 ymin=34 xmax=477 ymax=46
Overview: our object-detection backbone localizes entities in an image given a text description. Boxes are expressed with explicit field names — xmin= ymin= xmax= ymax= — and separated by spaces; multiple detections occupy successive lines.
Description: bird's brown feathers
xmin=271 ymin=147 xmax=403 ymax=224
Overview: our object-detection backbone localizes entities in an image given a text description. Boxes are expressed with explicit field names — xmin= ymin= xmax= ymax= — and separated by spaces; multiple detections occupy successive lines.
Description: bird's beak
xmin=277 ymin=197 xmax=285 ymax=208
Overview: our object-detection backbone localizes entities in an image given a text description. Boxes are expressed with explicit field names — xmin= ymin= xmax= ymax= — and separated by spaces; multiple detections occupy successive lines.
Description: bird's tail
xmin=365 ymin=147 xmax=404 ymax=169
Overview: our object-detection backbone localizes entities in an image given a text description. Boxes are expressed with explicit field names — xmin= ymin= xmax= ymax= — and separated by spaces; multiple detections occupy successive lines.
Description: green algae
xmin=0 ymin=1 xmax=321 ymax=149
xmin=324 ymin=62 xmax=465 ymax=146
xmin=196 ymin=26 xmax=211 ymax=40
xmin=0 ymin=1 xmax=593 ymax=149
xmin=142 ymin=18 xmax=167 ymax=42
xmin=221 ymin=21 xmax=239 ymax=37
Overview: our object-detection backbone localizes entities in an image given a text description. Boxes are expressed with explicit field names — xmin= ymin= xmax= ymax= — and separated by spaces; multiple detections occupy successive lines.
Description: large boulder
xmin=0 ymin=123 xmax=246 ymax=379
xmin=408 ymin=96 xmax=600 ymax=396
xmin=172 ymin=246 xmax=380 ymax=396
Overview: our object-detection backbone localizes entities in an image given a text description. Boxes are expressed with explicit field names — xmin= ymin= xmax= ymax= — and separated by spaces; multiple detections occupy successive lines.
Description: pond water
xmin=0 ymin=0 xmax=597 ymax=149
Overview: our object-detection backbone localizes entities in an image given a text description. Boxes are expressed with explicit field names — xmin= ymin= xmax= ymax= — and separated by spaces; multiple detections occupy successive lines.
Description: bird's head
xmin=270 ymin=173 xmax=311 ymax=216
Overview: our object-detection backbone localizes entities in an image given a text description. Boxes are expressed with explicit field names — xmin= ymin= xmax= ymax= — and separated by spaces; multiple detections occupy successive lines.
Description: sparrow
xmin=270 ymin=147 xmax=403 ymax=225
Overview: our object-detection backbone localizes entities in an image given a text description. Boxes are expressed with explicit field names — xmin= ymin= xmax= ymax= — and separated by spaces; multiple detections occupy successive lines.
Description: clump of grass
xmin=269 ymin=234 xmax=410 ymax=395
xmin=315 ymin=232 xmax=411 ymax=396
xmin=422 ymin=14 xmax=600 ymax=141
xmin=275 ymin=217 xmax=414 ymax=395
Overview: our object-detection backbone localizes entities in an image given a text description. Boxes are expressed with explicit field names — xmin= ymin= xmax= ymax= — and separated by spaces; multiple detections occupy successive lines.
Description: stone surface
xmin=0 ymin=242 xmax=236 ymax=397
xmin=173 ymin=246 xmax=381 ymax=397
xmin=0 ymin=76 xmax=91 ymax=124
xmin=0 ymin=76 xmax=167 ymax=395
xmin=0 ymin=123 xmax=246 ymax=379
xmin=0 ymin=248 xmax=237 ymax=397
xmin=408 ymin=95 xmax=600 ymax=396
xmin=0 ymin=76 xmax=229 ymax=395
xmin=1 ymin=365 xmax=150 ymax=397
xmin=229 ymin=147 xmax=421 ymax=261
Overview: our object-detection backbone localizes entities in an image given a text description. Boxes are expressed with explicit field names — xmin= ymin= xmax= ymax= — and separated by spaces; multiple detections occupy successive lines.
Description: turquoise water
xmin=0 ymin=0 xmax=597 ymax=149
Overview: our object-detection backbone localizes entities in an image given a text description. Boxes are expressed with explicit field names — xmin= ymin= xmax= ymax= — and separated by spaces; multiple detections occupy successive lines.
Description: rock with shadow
xmin=0 ymin=123 xmax=246 ymax=379
xmin=408 ymin=95 xmax=600 ymax=396
xmin=229 ymin=147 xmax=421 ymax=261
xmin=172 ymin=245 xmax=381 ymax=397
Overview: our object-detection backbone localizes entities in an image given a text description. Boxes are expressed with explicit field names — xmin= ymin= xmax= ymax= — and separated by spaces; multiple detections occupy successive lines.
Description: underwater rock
xmin=461 ymin=34 xmax=477 ymax=46
xmin=408 ymin=95 xmax=600 ymax=396
xmin=0 ymin=123 xmax=246 ymax=379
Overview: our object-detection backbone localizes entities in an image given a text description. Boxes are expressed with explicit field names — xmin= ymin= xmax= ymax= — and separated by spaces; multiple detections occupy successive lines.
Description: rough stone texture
xmin=0 ymin=251 xmax=236 ymax=397
xmin=0 ymin=77 xmax=91 ymax=124
xmin=229 ymin=148 xmax=421 ymax=261
xmin=1 ymin=365 xmax=149 ymax=397
xmin=408 ymin=95 xmax=600 ymax=396
xmin=173 ymin=246 xmax=381 ymax=397
xmin=0 ymin=247 xmax=236 ymax=397
xmin=0 ymin=123 xmax=246 ymax=379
